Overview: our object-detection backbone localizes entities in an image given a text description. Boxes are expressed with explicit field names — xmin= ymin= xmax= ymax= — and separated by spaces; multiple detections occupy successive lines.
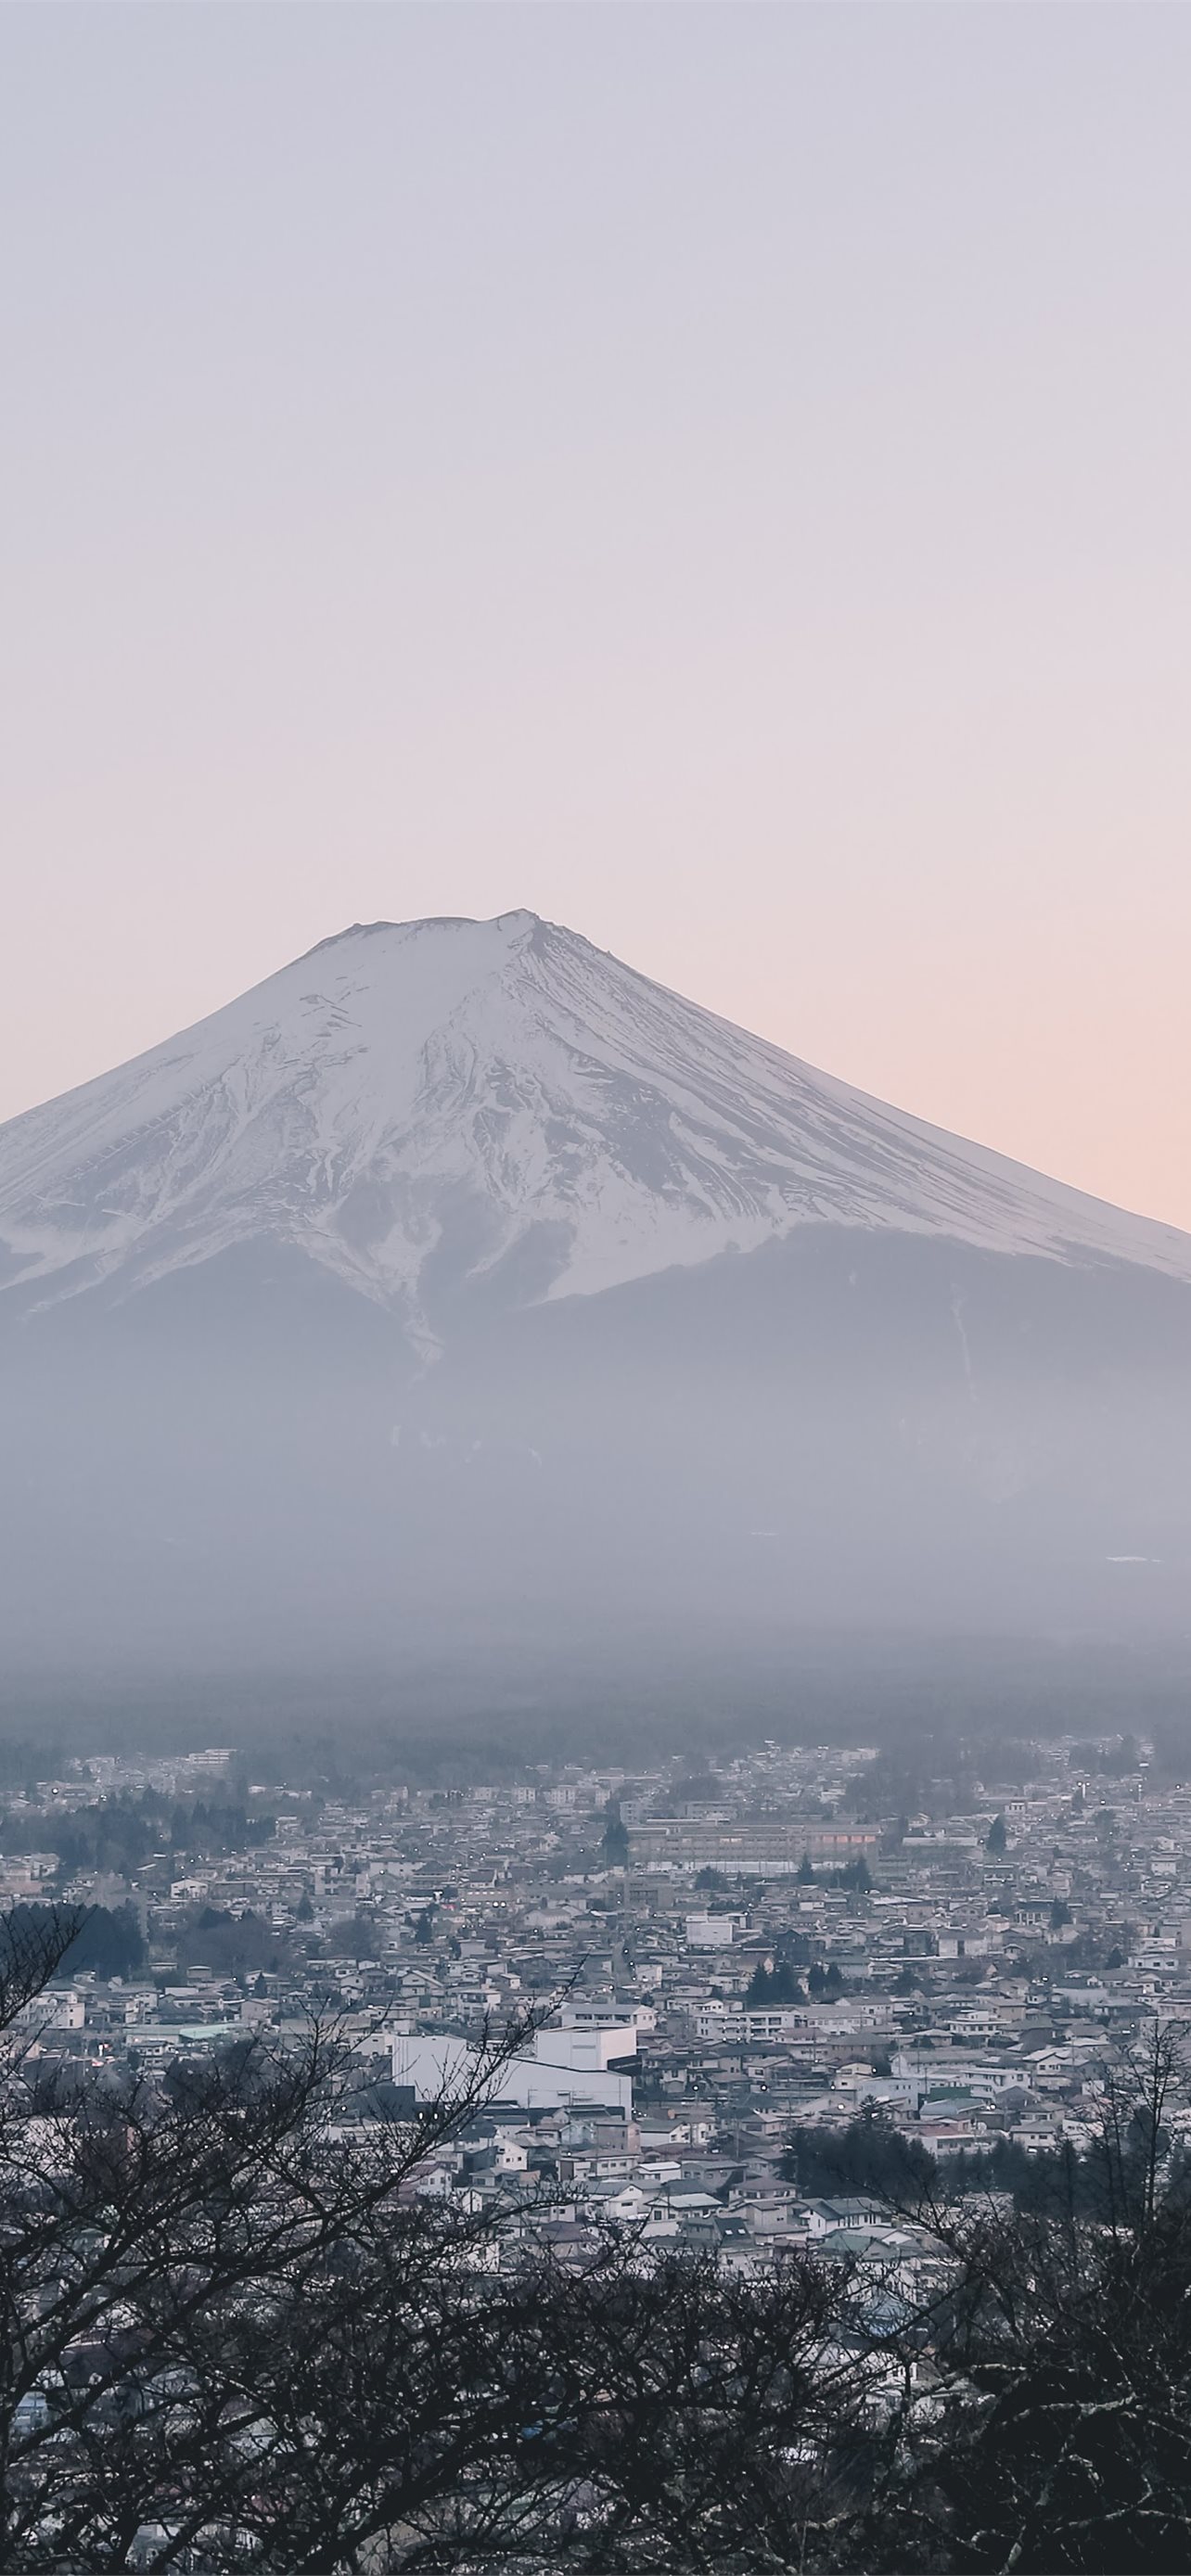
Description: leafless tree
xmin=0 ymin=1947 xmax=559 ymax=2570
xmin=10 ymin=1905 xmax=1191 ymax=2574
xmin=852 ymin=2021 xmax=1191 ymax=2573
xmin=0 ymin=1906 xmax=87 ymax=2037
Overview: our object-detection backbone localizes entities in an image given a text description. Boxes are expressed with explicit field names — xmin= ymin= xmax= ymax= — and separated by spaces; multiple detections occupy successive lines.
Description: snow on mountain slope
xmin=2 ymin=909 xmax=1188 ymax=1334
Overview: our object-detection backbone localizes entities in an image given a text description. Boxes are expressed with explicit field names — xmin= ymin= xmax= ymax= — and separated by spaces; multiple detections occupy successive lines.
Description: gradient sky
xmin=4 ymin=5 xmax=1190 ymax=1227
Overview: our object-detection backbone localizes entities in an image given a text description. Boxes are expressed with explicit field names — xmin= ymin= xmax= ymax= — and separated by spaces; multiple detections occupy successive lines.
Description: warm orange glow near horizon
xmin=5 ymin=6 xmax=1190 ymax=1230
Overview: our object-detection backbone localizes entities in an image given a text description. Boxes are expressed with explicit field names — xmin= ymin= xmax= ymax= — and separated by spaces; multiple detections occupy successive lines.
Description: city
xmin=6 ymin=1727 xmax=1185 ymax=2274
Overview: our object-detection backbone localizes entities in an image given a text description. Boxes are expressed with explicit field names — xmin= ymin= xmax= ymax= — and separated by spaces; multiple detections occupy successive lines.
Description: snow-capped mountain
xmin=4 ymin=910 xmax=1191 ymax=1679
xmin=2 ymin=910 xmax=1188 ymax=1338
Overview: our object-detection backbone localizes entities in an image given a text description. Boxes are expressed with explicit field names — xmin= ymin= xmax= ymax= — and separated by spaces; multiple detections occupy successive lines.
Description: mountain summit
xmin=2 ymin=911 xmax=1187 ymax=1343
xmin=3 ymin=912 xmax=1191 ymax=1676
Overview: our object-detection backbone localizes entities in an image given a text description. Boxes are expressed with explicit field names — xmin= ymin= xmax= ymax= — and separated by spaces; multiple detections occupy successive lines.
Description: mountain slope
xmin=3 ymin=911 xmax=1188 ymax=1344
xmin=3 ymin=910 xmax=1190 ymax=1677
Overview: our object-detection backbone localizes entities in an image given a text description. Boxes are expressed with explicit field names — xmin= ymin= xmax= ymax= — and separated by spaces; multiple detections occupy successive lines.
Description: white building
xmin=392 ymin=2022 xmax=636 ymax=2113
xmin=685 ymin=1912 xmax=743 ymax=1949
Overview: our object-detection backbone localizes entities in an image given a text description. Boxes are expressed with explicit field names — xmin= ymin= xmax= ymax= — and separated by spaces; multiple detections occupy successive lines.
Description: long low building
xmin=392 ymin=2022 xmax=636 ymax=2113
xmin=629 ymin=1822 xmax=880 ymax=1874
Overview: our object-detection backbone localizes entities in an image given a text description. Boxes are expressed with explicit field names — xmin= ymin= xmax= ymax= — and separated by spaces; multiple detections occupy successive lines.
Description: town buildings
xmin=5 ymin=1725 xmax=1188 ymax=2276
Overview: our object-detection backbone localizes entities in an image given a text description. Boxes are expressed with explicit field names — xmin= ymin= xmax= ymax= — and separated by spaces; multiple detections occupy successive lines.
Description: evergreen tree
xmin=600 ymin=1800 xmax=630 ymax=1867
xmin=745 ymin=1958 xmax=805 ymax=2009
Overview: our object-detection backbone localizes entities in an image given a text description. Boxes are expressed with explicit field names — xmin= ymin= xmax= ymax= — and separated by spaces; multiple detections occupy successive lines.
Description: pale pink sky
xmin=4 ymin=6 xmax=1190 ymax=1229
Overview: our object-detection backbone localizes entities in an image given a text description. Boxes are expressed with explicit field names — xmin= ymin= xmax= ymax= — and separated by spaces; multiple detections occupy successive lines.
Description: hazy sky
xmin=4 ymin=5 xmax=1190 ymax=1227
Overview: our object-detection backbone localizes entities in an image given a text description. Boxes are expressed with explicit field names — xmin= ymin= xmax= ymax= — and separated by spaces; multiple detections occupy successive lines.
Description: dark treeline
xmin=0 ymin=1794 xmax=276 ymax=1881
xmin=783 ymin=2115 xmax=938 ymax=2204
xmin=0 ymin=1901 xmax=146 ymax=1983
xmin=4 ymin=1626 xmax=1191 ymax=1788
xmin=783 ymin=2106 xmax=1191 ymax=2223
xmin=745 ymin=1958 xmax=849 ymax=2006
xmin=1 ymin=1915 xmax=1190 ymax=2569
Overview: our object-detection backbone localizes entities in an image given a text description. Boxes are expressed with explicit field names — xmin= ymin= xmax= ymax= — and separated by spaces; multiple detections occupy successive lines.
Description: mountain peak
xmin=300 ymin=906 xmax=543 ymax=960
xmin=2 ymin=911 xmax=1189 ymax=1331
